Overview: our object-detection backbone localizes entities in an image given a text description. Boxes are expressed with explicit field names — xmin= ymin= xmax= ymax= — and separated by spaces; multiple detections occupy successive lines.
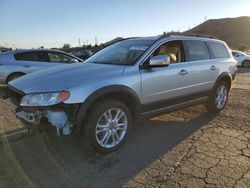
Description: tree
xmin=238 ymin=44 xmax=249 ymax=52
xmin=162 ymin=30 xmax=181 ymax=36
xmin=62 ymin=43 xmax=71 ymax=49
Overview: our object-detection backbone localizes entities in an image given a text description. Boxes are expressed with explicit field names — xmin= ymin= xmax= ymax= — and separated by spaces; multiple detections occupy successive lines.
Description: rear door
xmin=13 ymin=51 xmax=52 ymax=73
xmin=183 ymin=40 xmax=219 ymax=94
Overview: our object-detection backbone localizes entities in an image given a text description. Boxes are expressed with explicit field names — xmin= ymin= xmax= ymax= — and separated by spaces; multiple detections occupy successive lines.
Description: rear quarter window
xmin=206 ymin=42 xmax=229 ymax=59
xmin=183 ymin=40 xmax=210 ymax=61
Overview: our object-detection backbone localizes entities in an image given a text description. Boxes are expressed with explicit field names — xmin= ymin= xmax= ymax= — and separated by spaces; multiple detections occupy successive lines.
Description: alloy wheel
xmin=95 ymin=108 xmax=128 ymax=148
xmin=215 ymin=84 xmax=228 ymax=109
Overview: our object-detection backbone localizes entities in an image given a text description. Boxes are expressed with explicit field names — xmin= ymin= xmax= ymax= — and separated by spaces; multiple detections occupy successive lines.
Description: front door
xmin=140 ymin=40 xmax=193 ymax=112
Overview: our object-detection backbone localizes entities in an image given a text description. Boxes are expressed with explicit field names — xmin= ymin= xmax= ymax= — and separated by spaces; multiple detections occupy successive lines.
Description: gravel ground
xmin=0 ymin=68 xmax=249 ymax=188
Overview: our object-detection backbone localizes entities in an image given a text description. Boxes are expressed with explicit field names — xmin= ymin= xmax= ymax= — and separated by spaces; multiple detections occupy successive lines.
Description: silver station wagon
xmin=8 ymin=35 xmax=237 ymax=153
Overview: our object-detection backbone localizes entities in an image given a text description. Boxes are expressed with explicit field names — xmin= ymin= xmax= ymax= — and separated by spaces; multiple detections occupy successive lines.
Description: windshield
xmin=86 ymin=39 xmax=155 ymax=65
xmin=234 ymin=51 xmax=247 ymax=56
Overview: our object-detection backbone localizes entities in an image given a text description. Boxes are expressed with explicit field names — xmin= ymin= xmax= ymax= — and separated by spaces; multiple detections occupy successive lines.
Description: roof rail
xmin=104 ymin=37 xmax=139 ymax=47
xmin=159 ymin=33 xmax=217 ymax=39
xmin=182 ymin=33 xmax=217 ymax=39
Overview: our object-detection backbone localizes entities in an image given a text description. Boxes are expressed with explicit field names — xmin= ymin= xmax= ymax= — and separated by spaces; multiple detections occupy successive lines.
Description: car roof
xmin=0 ymin=49 xmax=66 ymax=56
xmin=126 ymin=35 xmax=226 ymax=45
xmin=10 ymin=49 xmax=65 ymax=53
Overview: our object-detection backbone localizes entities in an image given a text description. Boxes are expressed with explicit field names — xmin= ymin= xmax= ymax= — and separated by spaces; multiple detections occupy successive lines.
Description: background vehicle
xmin=231 ymin=50 xmax=250 ymax=67
xmin=8 ymin=35 xmax=237 ymax=153
xmin=0 ymin=49 xmax=83 ymax=84
xmin=74 ymin=50 xmax=93 ymax=60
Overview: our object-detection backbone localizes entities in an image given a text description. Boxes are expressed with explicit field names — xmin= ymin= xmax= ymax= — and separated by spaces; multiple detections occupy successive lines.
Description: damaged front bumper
xmin=11 ymin=102 xmax=80 ymax=136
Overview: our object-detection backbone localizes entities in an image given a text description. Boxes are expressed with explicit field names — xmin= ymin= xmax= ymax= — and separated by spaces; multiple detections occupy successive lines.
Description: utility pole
xmin=78 ymin=38 xmax=81 ymax=47
xmin=95 ymin=36 xmax=98 ymax=46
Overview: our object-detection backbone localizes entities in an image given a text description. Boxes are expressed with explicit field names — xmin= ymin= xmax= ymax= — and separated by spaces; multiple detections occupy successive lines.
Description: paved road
xmin=0 ymin=69 xmax=249 ymax=188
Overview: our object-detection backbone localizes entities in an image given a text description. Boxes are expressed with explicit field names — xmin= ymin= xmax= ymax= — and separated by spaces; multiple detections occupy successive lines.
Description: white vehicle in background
xmin=231 ymin=50 xmax=250 ymax=68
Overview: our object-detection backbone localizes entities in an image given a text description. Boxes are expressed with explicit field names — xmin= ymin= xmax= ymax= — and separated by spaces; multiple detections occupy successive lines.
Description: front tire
xmin=206 ymin=81 xmax=229 ymax=113
xmin=83 ymin=99 xmax=132 ymax=153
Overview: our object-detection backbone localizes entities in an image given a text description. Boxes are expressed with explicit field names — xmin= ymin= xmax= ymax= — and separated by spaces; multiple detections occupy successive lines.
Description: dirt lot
xmin=0 ymin=69 xmax=249 ymax=188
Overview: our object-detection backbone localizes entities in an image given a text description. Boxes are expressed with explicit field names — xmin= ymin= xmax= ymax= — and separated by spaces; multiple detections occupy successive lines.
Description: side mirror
xmin=149 ymin=55 xmax=171 ymax=67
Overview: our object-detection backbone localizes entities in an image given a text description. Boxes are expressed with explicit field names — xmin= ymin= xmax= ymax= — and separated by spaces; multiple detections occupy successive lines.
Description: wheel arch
xmin=214 ymin=72 xmax=232 ymax=90
xmin=75 ymin=85 xmax=141 ymax=125
xmin=6 ymin=72 xmax=25 ymax=83
xmin=241 ymin=59 xmax=250 ymax=67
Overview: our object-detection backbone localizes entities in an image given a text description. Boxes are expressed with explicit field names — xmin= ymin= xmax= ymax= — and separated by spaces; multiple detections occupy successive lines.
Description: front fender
xmin=74 ymin=85 xmax=141 ymax=124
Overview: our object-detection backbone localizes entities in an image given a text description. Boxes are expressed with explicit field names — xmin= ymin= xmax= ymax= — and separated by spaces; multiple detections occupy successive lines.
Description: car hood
xmin=9 ymin=63 xmax=125 ymax=93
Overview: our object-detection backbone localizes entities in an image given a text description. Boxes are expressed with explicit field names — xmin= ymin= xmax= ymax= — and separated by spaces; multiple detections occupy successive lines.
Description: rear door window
xmin=206 ymin=42 xmax=229 ymax=59
xmin=14 ymin=51 xmax=50 ymax=62
xmin=14 ymin=52 xmax=38 ymax=61
xmin=183 ymin=40 xmax=210 ymax=61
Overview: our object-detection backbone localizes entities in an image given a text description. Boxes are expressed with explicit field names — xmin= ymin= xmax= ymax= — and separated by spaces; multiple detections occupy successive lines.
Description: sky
xmin=0 ymin=0 xmax=250 ymax=49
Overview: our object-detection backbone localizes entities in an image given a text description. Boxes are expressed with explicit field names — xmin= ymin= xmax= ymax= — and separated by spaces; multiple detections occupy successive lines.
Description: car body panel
xmin=140 ymin=62 xmax=193 ymax=104
xmin=9 ymin=63 xmax=129 ymax=103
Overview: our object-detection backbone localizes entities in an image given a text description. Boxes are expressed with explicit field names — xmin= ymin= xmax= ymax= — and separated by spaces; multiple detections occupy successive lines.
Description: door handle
xmin=178 ymin=69 xmax=188 ymax=75
xmin=210 ymin=65 xmax=217 ymax=70
xmin=24 ymin=65 xmax=31 ymax=68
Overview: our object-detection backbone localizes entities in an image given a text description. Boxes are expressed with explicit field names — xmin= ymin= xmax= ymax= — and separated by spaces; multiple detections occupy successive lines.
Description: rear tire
xmin=82 ymin=99 xmax=132 ymax=153
xmin=242 ymin=60 xmax=250 ymax=68
xmin=206 ymin=81 xmax=229 ymax=113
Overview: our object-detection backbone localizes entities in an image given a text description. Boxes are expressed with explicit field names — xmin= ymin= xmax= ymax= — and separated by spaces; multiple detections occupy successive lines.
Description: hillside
xmin=184 ymin=16 xmax=250 ymax=49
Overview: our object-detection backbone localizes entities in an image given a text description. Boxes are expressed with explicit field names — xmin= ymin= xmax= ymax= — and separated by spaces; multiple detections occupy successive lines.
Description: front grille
xmin=8 ymin=86 xmax=24 ymax=106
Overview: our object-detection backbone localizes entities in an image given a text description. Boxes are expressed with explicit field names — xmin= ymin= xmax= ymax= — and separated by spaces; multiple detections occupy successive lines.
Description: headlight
xmin=20 ymin=91 xmax=70 ymax=107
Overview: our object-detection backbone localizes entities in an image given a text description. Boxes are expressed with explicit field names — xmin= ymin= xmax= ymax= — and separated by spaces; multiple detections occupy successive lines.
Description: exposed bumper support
xmin=12 ymin=104 xmax=76 ymax=136
xmin=45 ymin=111 xmax=73 ymax=136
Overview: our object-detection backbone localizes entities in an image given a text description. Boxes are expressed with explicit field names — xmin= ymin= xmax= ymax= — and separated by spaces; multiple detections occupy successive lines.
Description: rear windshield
xmin=86 ymin=39 xmax=155 ymax=65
